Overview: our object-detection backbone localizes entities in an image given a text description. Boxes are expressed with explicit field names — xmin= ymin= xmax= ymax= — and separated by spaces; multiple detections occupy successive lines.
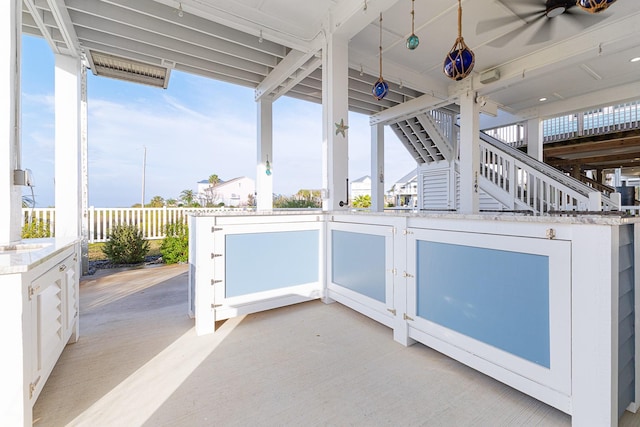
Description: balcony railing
xmin=483 ymin=100 xmax=640 ymax=148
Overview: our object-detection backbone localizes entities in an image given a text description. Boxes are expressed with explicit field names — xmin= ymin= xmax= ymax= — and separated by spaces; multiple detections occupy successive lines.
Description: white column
xmin=458 ymin=91 xmax=480 ymax=214
xmin=256 ymin=97 xmax=273 ymax=211
xmin=571 ymin=224 xmax=618 ymax=426
xmin=0 ymin=0 xmax=22 ymax=244
xmin=322 ymin=32 xmax=349 ymax=211
xmin=80 ymin=65 xmax=89 ymax=274
xmin=54 ymin=54 xmax=82 ymax=238
xmin=527 ymin=118 xmax=543 ymax=161
xmin=371 ymin=123 xmax=385 ymax=212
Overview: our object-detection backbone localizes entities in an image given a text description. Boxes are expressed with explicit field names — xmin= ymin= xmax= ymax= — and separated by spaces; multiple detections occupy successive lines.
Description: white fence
xmin=21 ymin=207 xmax=246 ymax=243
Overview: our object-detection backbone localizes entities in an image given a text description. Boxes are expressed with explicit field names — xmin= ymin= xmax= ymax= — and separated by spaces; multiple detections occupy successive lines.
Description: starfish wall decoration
xmin=335 ymin=118 xmax=349 ymax=137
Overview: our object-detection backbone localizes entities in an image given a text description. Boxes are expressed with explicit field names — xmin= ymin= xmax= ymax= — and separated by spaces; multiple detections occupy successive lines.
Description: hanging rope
xmin=378 ymin=13 xmax=383 ymax=79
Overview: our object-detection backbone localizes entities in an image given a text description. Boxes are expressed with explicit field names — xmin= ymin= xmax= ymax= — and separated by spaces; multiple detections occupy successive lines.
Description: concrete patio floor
xmin=32 ymin=264 xmax=639 ymax=426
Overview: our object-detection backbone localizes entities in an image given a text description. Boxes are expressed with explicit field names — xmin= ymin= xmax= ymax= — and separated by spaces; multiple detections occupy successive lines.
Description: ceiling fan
xmin=477 ymin=0 xmax=616 ymax=48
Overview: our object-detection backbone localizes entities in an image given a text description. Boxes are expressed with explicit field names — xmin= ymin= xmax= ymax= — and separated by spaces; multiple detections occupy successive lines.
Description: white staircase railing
xmin=478 ymin=132 xmax=620 ymax=213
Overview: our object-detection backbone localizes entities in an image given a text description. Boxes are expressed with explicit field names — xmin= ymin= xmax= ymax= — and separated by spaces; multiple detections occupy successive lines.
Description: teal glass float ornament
xmin=372 ymin=77 xmax=389 ymax=100
xmin=406 ymin=0 xmax=419 ymax=50
xmin=406 ymin=34 xmax=419 ymax=50
xmin=265 ymin=158 xmax=271 ymax=176
xmin=443 ymin=0 xmax=475 ymax=81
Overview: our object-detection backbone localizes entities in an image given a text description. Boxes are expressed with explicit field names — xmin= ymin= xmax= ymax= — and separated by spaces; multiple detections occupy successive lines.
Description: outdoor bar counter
xmin=189 ymin=210 xmax=639 ymax=426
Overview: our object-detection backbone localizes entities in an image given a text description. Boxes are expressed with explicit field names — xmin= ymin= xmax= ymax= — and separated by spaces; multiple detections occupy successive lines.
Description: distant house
xmin=387 ymin=170 xmax=418 ymax=207
xmin=197 ymin=176 xmax=255 ymax=207
xmin=350 ymin=175 xmax=371 ymax=199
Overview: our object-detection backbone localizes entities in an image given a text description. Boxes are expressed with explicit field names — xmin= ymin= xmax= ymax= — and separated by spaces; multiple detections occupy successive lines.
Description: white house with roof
xmin=350 ymin=175 xmax=371 ymax=199
xmin=196 ymin=176 xmax=255 ymax=207
xmin=387 ymin=171 xmax=418 ymax=208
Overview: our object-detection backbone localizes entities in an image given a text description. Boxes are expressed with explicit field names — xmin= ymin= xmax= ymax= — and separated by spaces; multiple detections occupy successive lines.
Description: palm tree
xmin=149 ymin=195 xmax=164 ymax=207
xmin=208 ymin=174 xmax=220 ymax=186
xmin=180 ymin=189 xmax=195 ymax=206
xmin=165 ymin=198 xmax=177 ymax=207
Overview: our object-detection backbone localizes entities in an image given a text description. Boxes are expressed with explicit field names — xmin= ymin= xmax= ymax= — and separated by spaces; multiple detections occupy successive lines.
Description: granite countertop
xmin=188 ymin=208 xmax=640 ymax=225
xmin=0 ymin=237 xmax=80 ymax=274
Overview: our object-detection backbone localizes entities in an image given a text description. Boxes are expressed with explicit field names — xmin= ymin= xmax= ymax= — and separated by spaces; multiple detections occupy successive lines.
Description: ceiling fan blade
xmin=476 ymin=11 xmax=541 ymax=35
xmin=486 ymin=12 xmax=546 ymax=48
xmin=526 ymin=15 xmax=557 ymax=45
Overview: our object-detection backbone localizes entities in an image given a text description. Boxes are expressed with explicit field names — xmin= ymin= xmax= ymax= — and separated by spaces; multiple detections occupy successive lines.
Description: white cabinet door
xmin=28 ymin=266 xmax=64 ymax=403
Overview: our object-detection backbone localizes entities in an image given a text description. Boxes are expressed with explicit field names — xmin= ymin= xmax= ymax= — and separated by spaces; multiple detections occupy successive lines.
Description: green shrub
xmin=22 ymin=219 xmax=52 ymax=239
xmin=160 ymin=222 xmax=189 ymax=264
xmin=102 ymin=224 xmax=149 ymax=264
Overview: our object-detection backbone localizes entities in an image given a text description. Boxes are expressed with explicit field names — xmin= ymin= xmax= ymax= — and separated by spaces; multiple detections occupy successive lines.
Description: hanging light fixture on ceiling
xmin=443 ymin=0 xmax=475 ymax=81
xmin=576 ymin=0 xmax=616 ymax=14
xmin=406 ymin=0 xmax=419 ymax=50
xmin=372 ymin=13 xmax=389 ymax=100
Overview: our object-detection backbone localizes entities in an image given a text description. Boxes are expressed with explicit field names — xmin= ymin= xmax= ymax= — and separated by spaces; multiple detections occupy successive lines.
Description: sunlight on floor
xmin=68 ymin=316 xmax=244 ymax=425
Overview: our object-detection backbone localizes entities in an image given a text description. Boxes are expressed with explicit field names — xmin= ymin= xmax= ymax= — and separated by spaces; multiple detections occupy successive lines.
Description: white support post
xmin=527 ymin=118 xmax=544 ymax=162
xmin=589 ymin=192 xmax=603 ymax=211
xmin=256 ymin=97 xmax=273 ymax=211
xmin=458 ymin=91 xmax=480 ymax=214
xmin=571 ymin=224 xmax=618 ymax=426
xmin=371 ymin=123 xmax=384 ymax=212
xmin=322 ymin=32 xmax=349 ymax=211
xmin=0 ymin=0 xmax=22 ymax=244
xmin=80 ymin=65 xmax=89 ymax=274
xmin=54 ymin=54 xmax=82 ymax=238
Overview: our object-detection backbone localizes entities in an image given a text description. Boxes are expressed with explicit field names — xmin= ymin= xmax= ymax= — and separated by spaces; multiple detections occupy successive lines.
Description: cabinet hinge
xmin=59 ymin=264 xmax=67 ymax=272
xmin=211 ymin=253 xmax=223 ymax=259
xmin=391 ymin=227 xmax=397 ymax=235
xmin=212 ymin=227 xmax=223 ymax=233
xmin=403 ymin=313 xmax=414 ymax=321
xmin=388 ymin=268 xmax=397 ymax=276
xmin=211 ymin=279 xmax=223 ymax=285
xmin=402 ymin=229 xmax=414 ymax=235
xmin=387 ymin=308 xmax=397 ymax=316
xmin=28 ymin=285 xmax=40 ymax=300
xmin=402 ymin=271 xmax=414 ymax=278
xmin=211 ymin=304 xmax=222 ymax=309
xmin=29 ymin=376 xmax=41 ymax=399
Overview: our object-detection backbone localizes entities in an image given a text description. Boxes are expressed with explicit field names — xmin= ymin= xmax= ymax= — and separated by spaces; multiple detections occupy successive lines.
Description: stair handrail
xmin=476 ymin=129 xmax=619 ymax=210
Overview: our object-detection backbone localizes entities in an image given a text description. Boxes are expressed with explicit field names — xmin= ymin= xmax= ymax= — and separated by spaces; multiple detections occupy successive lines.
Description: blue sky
xmin=20 ymin=35 xmax=415 ymax=208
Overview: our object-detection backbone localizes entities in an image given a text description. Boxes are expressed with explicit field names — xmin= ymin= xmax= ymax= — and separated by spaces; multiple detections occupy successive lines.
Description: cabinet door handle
xmin=59 ymin=264 xmax=67 ymax=272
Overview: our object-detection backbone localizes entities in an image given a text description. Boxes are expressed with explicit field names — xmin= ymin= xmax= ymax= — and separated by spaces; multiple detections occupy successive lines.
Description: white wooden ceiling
xmin=21 ymin=0 xmax=640 ymax=120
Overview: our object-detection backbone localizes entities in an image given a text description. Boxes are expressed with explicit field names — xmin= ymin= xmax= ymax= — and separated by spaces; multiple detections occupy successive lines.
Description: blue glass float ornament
xmin=577 ymin=0 xmax=616 ymax=13
xmin=443 ymin=0 xmax=475 ymax=81
xmin=443 ymin=39 xmax=475 ymax=81
xmin=372 ymin=77 xmax=389 ymax=101
xmin=372 ymin=13 xmax=389 ymax=101
xmin=265 ymin=159 xmax=271 ymax=176
xmin=406 ymin=34 xmax=419 ymax=50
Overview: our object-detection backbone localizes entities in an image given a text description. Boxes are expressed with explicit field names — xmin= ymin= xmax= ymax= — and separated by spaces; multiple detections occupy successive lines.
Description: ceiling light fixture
xmin=443 ymin=0 xmax=475 ymax=81
xmin=406 ymin=0 xmax=419 ymax=50
xmin=539 ymin=97 xmax=548 ymax=102
xmin=631 ymin=57 xmax=640 ymax=63
xmin=372 ymin=13 xmax=389 ymax=100
xmin=577 ymin=0 xmax=616 ymax=14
